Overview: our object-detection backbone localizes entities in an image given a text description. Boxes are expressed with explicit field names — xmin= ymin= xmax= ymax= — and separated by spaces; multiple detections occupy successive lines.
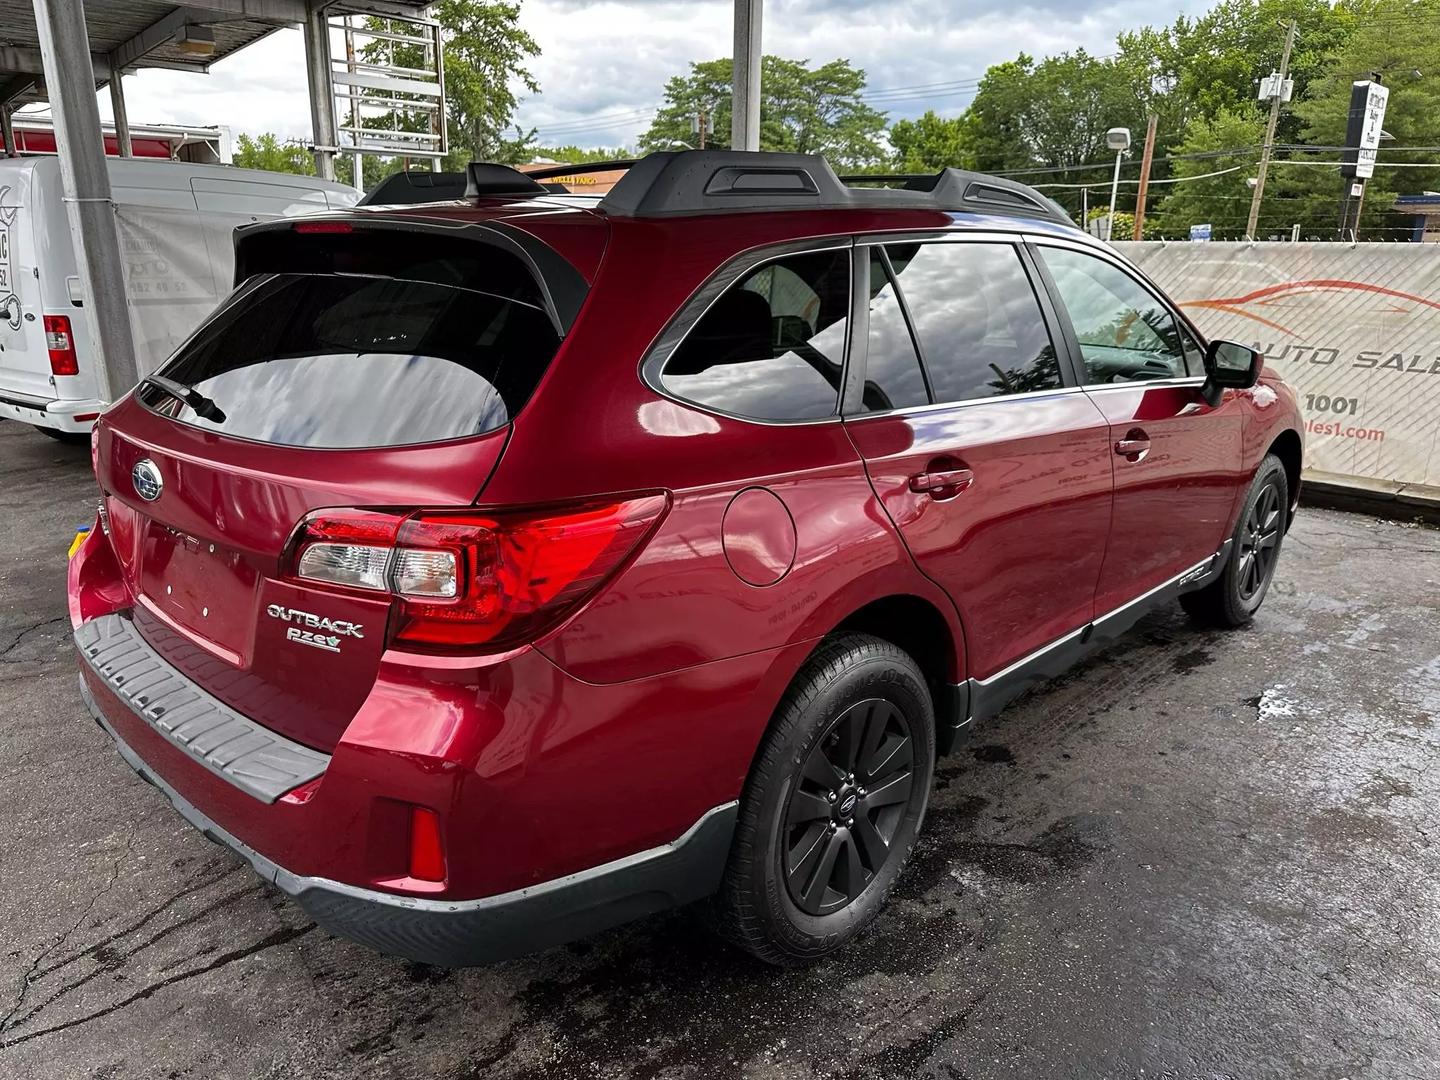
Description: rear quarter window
xmin=660 ymin=248 xmax=851 ymax=422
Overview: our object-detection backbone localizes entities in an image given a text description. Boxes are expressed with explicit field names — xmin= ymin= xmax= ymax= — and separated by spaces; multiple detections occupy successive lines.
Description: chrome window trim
xmin=842 ymin=383 xmax=1089 ymax=424
xmin=639 ymin=237 xmax=855 ymax=429
xmin=1082 ymin=375 xmax=1206 ymax=394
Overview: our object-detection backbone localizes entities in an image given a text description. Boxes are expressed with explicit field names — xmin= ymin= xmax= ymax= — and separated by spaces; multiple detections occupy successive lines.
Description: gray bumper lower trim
xmin=76 ymin=614 xmax=330 ymax=803
xmin=79 ymin=676 xmax=738 ymax=967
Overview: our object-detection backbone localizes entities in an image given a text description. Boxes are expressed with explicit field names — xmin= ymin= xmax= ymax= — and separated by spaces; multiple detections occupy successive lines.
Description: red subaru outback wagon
xmin=69 ymin=151 xmax=1303 ymax=967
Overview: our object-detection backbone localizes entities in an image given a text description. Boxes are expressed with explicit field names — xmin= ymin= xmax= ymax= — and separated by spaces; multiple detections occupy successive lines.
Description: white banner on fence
xmin=1114 ymin=241 xmax=1440 ymax=490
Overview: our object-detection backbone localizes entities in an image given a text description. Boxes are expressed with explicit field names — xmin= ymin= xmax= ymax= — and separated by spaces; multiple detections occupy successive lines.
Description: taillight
xmin=286 ymin=494 xmax=667 ymax=653
xmin=44 ymin=315 xmax=78 ymax=376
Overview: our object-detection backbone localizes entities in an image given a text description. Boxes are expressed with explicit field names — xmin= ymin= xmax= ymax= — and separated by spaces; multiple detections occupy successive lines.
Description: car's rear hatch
xmin=0 ymin=161 xmax=59 ymax=404
xmin=91 ymin=207 xmax=603 ymax=752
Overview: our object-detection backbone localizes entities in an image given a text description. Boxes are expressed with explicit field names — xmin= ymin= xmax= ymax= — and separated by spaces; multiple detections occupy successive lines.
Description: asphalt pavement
xmin=2 ymin=419 xmax=1438 ymax=1079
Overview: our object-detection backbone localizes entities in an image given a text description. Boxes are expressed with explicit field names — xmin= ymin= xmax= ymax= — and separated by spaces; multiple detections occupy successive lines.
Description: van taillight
xmin=44 ymin=315 xmax=78 ymax=376
xmin=286 ymin=494 xmax=668 ymax=653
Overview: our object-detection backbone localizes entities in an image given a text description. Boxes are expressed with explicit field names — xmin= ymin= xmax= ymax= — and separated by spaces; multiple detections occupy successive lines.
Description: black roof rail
xmin=595 ymin=151 xmax=1075 ymax=227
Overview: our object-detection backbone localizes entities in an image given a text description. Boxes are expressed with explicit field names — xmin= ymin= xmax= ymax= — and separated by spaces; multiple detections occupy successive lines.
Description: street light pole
xmin=1247 ymin=18 xmax=1298 ymax=240
xmin=1105 ymin=127 xmax=1131 ymax=241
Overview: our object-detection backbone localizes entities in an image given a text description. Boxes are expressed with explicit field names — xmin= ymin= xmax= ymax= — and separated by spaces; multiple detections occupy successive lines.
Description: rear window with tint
xmin=140 ymin=271 xmax=559 ymax=448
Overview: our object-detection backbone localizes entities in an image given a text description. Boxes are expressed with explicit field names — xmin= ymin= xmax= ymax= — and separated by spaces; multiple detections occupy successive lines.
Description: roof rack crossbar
xmin=596 ymin=151 xmax=1075 ymax=226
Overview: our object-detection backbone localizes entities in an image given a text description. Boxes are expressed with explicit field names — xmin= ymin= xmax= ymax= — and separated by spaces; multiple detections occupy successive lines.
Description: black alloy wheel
xmin=1237 ymin=480 xmax=1283 ymax=601
xmin=782 ymin=698 xmax=914 ymax=916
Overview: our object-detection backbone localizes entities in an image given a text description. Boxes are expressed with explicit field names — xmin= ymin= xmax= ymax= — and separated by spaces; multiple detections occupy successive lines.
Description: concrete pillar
xmin=731 ymin=0 xmax=762 ymax=152
xmin=109 ymin=70 xmax=133 ymax=157
xmin=303 ymin=1 xmax=337 ymax=180
xmin=31 ymin=0 xmax=139 ymax=401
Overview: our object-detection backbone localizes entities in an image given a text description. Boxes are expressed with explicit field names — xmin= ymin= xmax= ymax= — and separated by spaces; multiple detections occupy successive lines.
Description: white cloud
xmin=81 ymin=0 xmax=1213 ymax=150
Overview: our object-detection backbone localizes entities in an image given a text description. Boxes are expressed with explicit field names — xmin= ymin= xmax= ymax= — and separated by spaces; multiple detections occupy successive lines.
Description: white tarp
xmin=1114 ymin=241 xmax=1440 ymax=489
xmin=113 ymin=205 xmax=224 ymax=376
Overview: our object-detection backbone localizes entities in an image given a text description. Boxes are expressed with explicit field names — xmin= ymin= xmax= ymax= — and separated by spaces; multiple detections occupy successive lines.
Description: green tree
xmin=232 ymin=132 xmax=316 ymax=176
xmin=1148 ymin=107 xmax=1268 ymax=238
xmin=968 ymin=51 xmax=1145 ymax=175
xmin=1116 ymin=0 xmax=1354 ymax=149
xmin=640 ymin=57 xmax=888 ymax=166
xmin=533 ymin=144 xmax=633 ymax=165
xmin=1288 ymin=0 xmax=1440 ymax=236
xmin=888 ymin=110 xmax=976 ymax=171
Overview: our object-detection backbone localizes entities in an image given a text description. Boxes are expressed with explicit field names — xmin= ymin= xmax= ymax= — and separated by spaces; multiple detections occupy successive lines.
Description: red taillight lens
xmin=408 ymin=807 xmax=445 ymax=882
xmin=287 ymin=494 xmax=667 ymax=654
xmin=44 ymin=315 xmax=78 ymax=376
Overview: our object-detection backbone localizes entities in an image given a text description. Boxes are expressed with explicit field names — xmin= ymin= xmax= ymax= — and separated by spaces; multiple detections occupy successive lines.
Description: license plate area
xmin=138 ymin=523 xmax=259 ymax=665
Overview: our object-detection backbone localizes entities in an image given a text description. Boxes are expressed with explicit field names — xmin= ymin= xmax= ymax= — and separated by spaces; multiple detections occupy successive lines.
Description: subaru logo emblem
xmin=132 ymin=459 xmax=163 ymax=502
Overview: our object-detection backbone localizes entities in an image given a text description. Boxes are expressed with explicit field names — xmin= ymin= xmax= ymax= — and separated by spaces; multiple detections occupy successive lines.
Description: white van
xmin=0 ymin=157 xmax=358 ymax=439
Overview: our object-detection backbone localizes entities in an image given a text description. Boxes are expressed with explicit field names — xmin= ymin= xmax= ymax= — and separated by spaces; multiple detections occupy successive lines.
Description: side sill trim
xmin=965 ymin=540 xmax=1233 ymax=724
xmin=80 ymin=674 xmax=736 ymax=967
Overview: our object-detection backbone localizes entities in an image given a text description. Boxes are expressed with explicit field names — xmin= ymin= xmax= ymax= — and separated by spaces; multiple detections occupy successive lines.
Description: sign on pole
xmin=1190 ymin=223 xmax=1213 ymax=242
xmin=1342 ymin=81 xmax=1389 ymax=180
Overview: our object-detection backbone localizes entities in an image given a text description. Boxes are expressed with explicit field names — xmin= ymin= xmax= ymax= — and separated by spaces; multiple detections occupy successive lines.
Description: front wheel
xmin=1181 ymin=454 xmax=1289 ymax=627
xmin=709 ymin=633 xmax=936 ymax=966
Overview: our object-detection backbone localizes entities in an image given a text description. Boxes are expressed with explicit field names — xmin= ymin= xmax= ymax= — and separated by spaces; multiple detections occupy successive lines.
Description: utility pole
xmin=694 ymin=109 xmax=709 ymax=149
xmin=1247 ymin=18 xmax=1298 ymax=240
xmin=1132 ymin=113 xmax=1158 ymax=240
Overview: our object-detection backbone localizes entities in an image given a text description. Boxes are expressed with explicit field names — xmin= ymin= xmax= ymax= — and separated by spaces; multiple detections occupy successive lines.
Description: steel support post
xmin=303 ymin=1 xmax=338 ymax=180
xmin=731 ymin=0 xmax=762 ymax=152
xmin=109 ymin=70 xmax=133 ymax=157
xmin=31 ymin=0 xmax=140 ymax=401
xmin=0 ymin=106 xmax=14 ymax=158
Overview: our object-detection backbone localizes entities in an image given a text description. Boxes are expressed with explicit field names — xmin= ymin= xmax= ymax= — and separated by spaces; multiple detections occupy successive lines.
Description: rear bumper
xmin=79 ymin=673 xmax=737 ymax=966
xmin=0 ymin=391 xmax=105 ymax=431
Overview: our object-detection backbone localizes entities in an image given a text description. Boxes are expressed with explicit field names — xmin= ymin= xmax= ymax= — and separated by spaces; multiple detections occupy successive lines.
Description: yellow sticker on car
xmin=67 ymin=529 xmax=89 ymax=559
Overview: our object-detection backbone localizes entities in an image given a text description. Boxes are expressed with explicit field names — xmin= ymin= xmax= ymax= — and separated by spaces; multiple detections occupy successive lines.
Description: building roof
xmin=0 ymin=0 xmax=432 ymax=111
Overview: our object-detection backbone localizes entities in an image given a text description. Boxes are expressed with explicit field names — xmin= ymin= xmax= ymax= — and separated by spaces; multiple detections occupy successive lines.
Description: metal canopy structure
xmin=1 ymin=0 xmax=761 ymax=404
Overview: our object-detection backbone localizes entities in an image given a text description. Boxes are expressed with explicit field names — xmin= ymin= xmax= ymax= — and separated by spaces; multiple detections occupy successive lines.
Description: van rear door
xmin=0 ymin=166 xmax=58 ymax=408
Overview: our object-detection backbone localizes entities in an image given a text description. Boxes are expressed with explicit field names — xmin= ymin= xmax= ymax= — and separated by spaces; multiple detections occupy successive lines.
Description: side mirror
xmin=1201 ymin=340 xmax=1263 ymax=407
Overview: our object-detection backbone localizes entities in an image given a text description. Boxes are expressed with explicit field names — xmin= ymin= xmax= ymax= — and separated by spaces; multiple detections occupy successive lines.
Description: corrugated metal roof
xmin=0 ymin=0 xmax=431 ymax=110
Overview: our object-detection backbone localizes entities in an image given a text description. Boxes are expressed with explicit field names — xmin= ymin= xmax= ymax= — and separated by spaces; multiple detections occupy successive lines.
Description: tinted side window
xmin=1039 ymin=247 xmax=1187 ymax=383
xmin=860 ymin=249 xmax=930 ymax=412
xmin=887 ymin=242 xmax=1062 ymax=403
xmin=663 ymin=249 xmax=850 ymax=421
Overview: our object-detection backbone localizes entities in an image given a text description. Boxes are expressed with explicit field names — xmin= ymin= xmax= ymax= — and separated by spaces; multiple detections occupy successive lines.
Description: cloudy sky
xmin=87 ymin=0 xmax=1213 ymax=151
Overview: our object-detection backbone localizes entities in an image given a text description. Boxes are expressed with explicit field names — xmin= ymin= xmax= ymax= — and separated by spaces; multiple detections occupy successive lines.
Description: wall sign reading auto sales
xmin=1115 ymin=242 xmax=1440 ymax=489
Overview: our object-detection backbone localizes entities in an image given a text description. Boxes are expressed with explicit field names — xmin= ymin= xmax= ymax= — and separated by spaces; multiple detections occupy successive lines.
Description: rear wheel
xmin=709 ymin=633 xmax=935 ymax=966
xmin=1181 ymin=453 xmax=1289 ymax=627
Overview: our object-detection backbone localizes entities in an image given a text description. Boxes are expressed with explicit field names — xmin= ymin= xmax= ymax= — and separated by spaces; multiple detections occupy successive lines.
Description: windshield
xmin=138 ymin=272 xmax=561 ymax=449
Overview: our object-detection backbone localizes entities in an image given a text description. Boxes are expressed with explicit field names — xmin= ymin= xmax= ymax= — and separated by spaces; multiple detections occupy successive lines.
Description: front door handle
xmin=1114 ymin=429 xmax=1151 ymax=462
xmin=909 ymin=468 xmax=975 ymax=497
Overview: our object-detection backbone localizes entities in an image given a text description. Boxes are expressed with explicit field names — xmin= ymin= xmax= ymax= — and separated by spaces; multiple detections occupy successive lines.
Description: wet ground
xmin=2 ymin=419 xmax=1438 ymax=1079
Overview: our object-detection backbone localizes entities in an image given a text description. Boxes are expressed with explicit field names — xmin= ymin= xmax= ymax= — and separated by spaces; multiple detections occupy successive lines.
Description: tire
xmin=709 ymin=632 xmax=936 ymax=966
xmin=36 ymin=426 xmax=88 ymax=445
xmin=1181 ymin=453 xmax=1289 ymax=628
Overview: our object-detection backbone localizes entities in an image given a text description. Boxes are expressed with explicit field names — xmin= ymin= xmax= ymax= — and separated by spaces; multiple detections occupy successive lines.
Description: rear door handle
xmin=909 ymin=468 xmax=974 ymax=496
xmin=1114 ymin=430 xmax=1151 ymax=461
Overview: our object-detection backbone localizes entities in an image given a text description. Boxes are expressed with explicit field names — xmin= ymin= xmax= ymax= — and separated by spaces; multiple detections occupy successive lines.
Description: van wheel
xmin=709 ymin=633 xmax=935 ymax=966
xmin=1181 ymin=454 xmax=1289 ymax=628
xmin=36 ymin=426 xmax=88 ymax=445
